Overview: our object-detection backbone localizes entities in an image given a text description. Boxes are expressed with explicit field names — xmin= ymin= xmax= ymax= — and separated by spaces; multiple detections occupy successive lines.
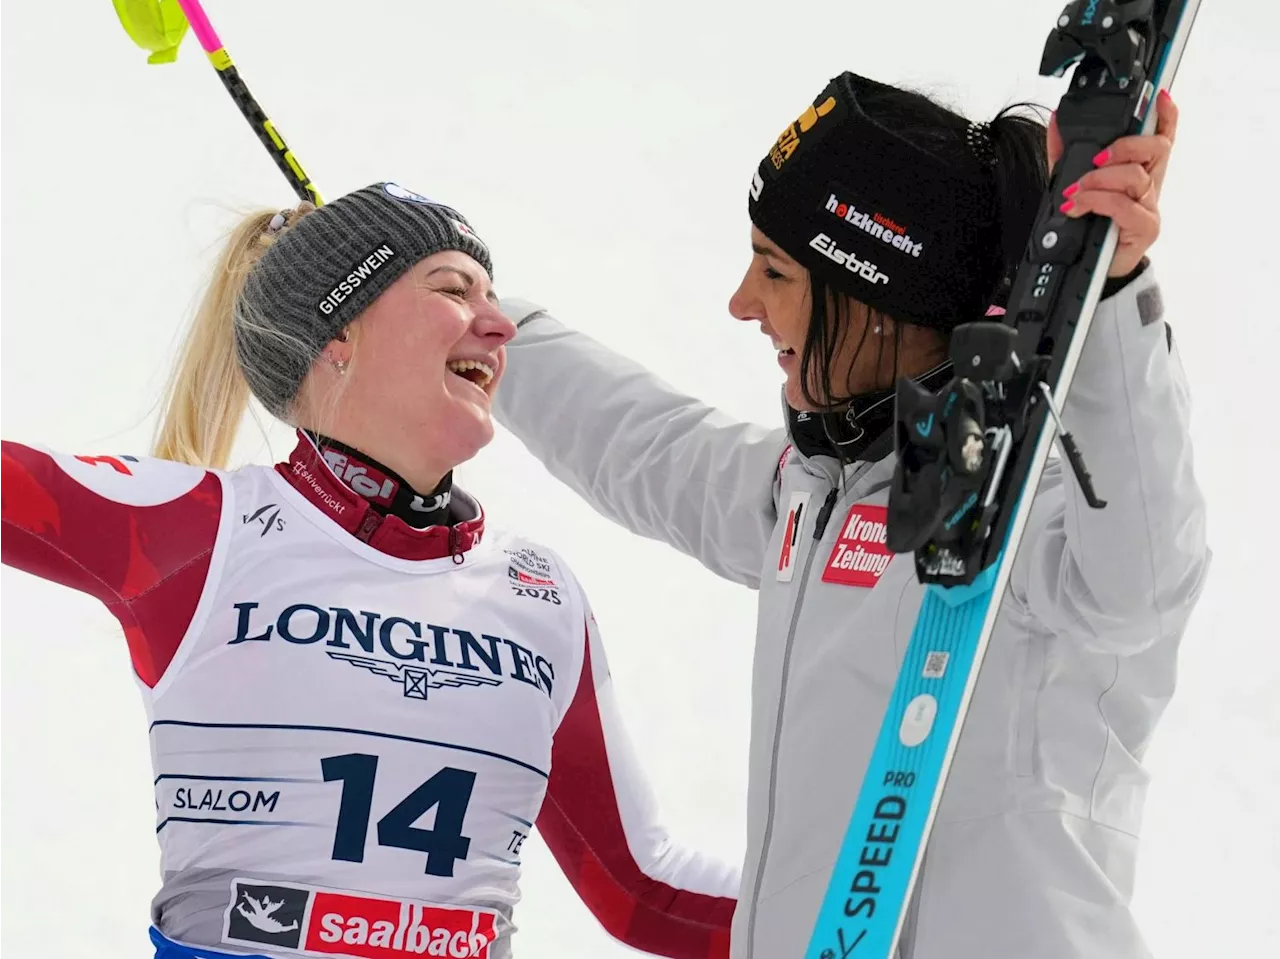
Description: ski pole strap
xmin=174 ymin=0 xmax=323 ymax=206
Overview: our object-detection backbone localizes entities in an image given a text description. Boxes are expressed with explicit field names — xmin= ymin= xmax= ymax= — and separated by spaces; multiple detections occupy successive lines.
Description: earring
xmin=873 ymin=324 xmax=883 ymax=335
xmin=329 ymin=355 xmax=347 ymax=375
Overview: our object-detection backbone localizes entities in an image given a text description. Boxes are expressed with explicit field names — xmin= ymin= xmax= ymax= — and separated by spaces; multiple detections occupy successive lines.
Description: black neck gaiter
xmin=787 ymin=361 xmax=955 ymax=464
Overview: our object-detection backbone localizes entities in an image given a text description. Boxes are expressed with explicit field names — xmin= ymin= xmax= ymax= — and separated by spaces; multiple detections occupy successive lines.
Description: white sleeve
xmin=1010 ymin=267 xmax=1211 ymax=654
xmin=536 ymin=595 xmax=738 ymax=958
xmin=495 ymin=299 xmax=785 ymax=590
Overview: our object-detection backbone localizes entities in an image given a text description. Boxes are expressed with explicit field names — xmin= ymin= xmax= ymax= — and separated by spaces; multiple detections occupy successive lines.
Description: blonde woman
xmin=1 ymin=182 xmax=738 ymax=959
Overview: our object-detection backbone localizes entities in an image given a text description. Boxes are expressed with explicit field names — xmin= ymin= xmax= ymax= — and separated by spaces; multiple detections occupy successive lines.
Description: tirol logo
xmin=822 ymin=504 xmax=894 ymax=587
xmin=810 ymin=233 xmax=890 ymax=287
xmin=228 ymin=602 xmax=556 ymax=700
xmin=769 ymin=94 xmax=838 ymax=171
xmin=223 ymin=879 xmax=498 ymax=958
xmin=243 ymin=503 xmax=285 ymax=537
xmin=73 ymin=453 xmax=139 ymax=475
xmin=56 ymin=449 xmax=206 ymax=507
xmin=322 ymin=449 xmax=398 ymax=506
xmin=823 ymin=191 xmax=925 ymax=258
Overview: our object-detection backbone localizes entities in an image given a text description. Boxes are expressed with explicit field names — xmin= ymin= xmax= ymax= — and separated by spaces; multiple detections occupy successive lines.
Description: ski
xmin=805 ymin=3 xmax=1202 ymax=957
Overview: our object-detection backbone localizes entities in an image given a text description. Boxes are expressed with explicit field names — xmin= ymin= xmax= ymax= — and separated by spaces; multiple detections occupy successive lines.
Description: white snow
xmin=2 ymin=2 xmax=1275 ymax=956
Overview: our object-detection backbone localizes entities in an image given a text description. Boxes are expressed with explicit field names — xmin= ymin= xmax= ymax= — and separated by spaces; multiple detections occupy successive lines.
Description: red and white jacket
xmin=0 ymin=434 xmax=738 ymax=959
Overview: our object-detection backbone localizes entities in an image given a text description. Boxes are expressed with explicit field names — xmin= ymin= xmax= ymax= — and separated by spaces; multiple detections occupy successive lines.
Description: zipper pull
xmin=449 ymin=526 xmax=464 ymax=564
xmin=355 ymin=510 xmax=382 ymax=542
xmin=813 ymin=487 xmax=840 ymax=540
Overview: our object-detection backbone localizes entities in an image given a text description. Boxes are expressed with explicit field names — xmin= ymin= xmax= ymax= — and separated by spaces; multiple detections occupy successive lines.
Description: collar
xmin=785 ymin=361 xmax=955 ymax=465
xmin=275 ymin=431 xmax=484 ymax=562
xmin=308 ymin=433 xmax=453 ymax=529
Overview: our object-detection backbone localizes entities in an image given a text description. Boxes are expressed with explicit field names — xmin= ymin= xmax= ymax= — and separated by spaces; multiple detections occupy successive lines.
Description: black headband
xmin=748 ymin=73 xmax=1002 ymax=331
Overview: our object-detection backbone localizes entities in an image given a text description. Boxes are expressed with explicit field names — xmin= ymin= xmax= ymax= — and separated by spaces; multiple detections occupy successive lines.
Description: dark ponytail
xmin=985 ymin=104 xmax=1051 ymax=308
xmin=826 ymin=84 xmax=1050 ymax=315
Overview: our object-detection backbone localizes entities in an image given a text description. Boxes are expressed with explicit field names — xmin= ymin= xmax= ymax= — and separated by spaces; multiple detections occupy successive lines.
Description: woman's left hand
xmin=1047 ymin=89 xmax=1179 ymax=277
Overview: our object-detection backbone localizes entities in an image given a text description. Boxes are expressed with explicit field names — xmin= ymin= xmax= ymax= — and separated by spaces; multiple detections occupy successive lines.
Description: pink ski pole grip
xmin=176 ymin=0 xmax=223 ymax=53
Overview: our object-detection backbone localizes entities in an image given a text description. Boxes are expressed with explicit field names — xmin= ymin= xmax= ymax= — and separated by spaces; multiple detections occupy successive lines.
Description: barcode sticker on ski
xmin=822 ymin=504 xmax=893 ymax=588
xmin=923 ymin=652 xmax=949 ymax=679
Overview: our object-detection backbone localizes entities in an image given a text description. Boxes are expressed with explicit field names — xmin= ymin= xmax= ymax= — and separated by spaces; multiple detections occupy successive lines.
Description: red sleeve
xmin=537 ymin=619 xmax=737 ymax=959
xmin=1 ymin=440 xmax=223 ymax=687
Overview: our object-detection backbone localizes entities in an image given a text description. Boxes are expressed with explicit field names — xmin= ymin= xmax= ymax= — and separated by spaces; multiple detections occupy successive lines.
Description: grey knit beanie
xmin=235 ymin=181 xmax=493 ymax=417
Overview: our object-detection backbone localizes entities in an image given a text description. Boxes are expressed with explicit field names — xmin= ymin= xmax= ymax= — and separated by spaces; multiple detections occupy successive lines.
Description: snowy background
xmin=2 ymin=1 xmax=1276 ymax=956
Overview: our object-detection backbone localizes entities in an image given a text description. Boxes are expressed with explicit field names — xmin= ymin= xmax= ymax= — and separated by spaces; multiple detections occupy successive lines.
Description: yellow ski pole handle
xmin=112 ymin=0 xmax=323 ymax=206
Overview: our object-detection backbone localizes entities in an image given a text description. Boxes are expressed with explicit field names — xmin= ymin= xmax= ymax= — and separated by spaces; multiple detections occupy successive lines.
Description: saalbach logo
xmin=223 ymin=879 xmax=498 ymax=958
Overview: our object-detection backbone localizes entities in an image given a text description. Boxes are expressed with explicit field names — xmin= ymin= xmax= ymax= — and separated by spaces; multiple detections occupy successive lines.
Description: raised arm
xmin=496 ymin=300 xmax=785 ymax=589
xmin=1 ymin=441 xmax=224 ymax=686
xmin=538 ymin=606 xmax=739 ymax=958
xmin=1010 ymin=269 xmax=1210 ymax=653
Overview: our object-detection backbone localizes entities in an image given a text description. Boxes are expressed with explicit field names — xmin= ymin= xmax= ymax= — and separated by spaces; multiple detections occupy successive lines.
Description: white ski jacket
xmin=493 ymin=266 xmax=1209 ymax=959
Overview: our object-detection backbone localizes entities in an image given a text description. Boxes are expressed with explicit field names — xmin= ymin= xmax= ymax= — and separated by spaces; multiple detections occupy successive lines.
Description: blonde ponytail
xmin=153 ymin=203 xmax=315 ymax=468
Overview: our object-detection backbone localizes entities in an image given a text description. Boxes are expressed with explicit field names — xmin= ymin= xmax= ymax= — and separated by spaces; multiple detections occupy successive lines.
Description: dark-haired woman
xmin=492 ymin=74 xmax=1209 ymax=959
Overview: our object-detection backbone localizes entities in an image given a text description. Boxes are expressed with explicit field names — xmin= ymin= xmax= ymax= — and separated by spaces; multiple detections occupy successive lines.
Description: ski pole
xmin=113 ymin=0 xmax=323 ymax=205
xmin=175 ymin=0 xmax=322 ymax=205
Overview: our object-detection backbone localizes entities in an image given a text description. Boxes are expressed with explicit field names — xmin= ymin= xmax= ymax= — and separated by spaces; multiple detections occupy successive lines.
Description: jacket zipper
xmin=813 ymin=487 xmax=840 ymax=541
xmin=743 ymin=482 xmax=838 ymax=958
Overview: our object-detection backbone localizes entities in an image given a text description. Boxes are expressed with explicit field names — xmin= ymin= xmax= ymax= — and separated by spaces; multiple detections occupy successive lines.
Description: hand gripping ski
xmin=805 ymin=3 xmax=1202 ymax=957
